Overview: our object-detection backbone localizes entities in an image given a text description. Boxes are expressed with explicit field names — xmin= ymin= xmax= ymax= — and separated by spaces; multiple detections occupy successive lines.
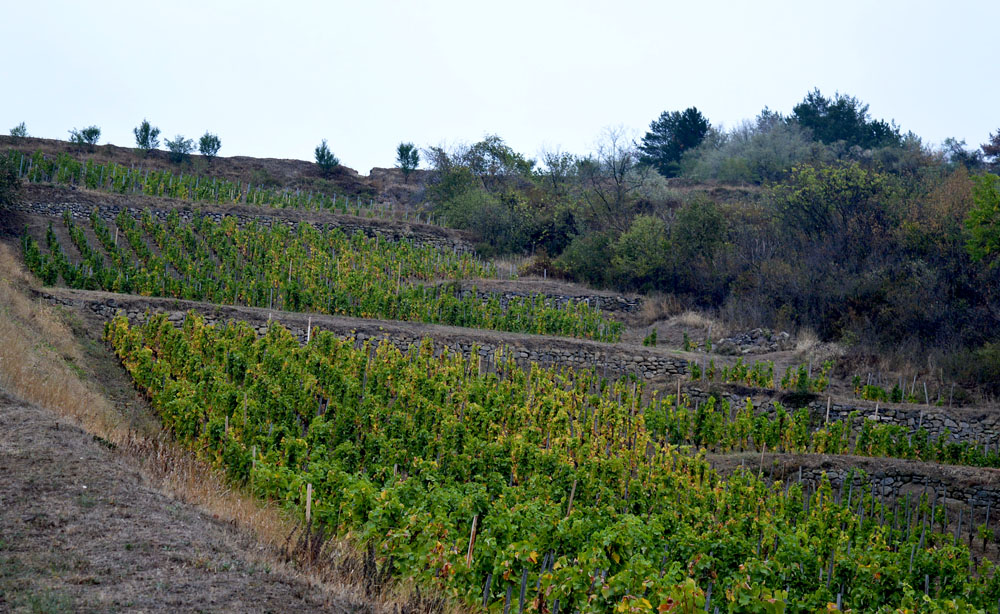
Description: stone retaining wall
xmin=717 ymin=458 xmax=1000 ymax=520
xmin=789 ymin=465 xmax=1000 ymax=513
xmin=687 ymin=386 xmax=1000 ymax=448
xmin=55 ymin=293 xmax=687 ymax=380
xmin=457 ymin=288 xmax=641 ymax=315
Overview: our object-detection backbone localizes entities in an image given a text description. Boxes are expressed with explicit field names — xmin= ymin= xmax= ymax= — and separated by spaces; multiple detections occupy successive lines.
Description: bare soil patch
xmin=0 ymin=390 xmax=360 ymax=613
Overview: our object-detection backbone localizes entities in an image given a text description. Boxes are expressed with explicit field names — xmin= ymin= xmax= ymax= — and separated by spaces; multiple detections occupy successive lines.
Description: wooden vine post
xmin=466 ymin=514 xmax=479 ymax=566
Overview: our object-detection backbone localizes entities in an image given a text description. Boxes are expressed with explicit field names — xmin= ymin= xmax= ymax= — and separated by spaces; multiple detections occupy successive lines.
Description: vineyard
xmin=9 ymin=170 xmax=1000 ymax=613
xmin=8 ymin=149 xmax=424 ymax=219
xmin=19 ymin=208 xmax=623 ymax=341
xmin=103 ymin=312 xmax=1000 ymax=613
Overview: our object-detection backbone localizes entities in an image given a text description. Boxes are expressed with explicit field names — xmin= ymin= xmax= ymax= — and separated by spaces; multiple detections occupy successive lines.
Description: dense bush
xmin=0 ymin=151 xmax=22 ymax=206
xmin=165 ymin=134 xmax=194 ymax=163
xmin=68 ymin=125 xmax=101 ymax=150
xmin=682 ymin=116 xmax=826 ymax=184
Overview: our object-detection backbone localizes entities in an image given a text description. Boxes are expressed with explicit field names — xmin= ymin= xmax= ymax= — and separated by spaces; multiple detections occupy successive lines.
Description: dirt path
xmin=0 ymin=389 xmax=362 ymax=613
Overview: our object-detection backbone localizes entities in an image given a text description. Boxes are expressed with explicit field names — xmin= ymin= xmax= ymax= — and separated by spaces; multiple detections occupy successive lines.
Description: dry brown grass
xmin=0 ymin=244 xmax=124 ymax=439
xmin=640 ymin=294 xmax=684 ymax=325
xmin=667 ymin=310 xmax=729 ymax=337
xmin=793 ymin=327 xmax=845 ymax=365
xmin=0 ymin=241 xmax=461 ymax=613
xmin=794 ymin=328 xmax=820 ymax=354
xmin=491 ymin=253 xmax=532 ymax=280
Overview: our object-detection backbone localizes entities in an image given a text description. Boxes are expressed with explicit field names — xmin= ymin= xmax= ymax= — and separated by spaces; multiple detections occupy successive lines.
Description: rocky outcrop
xmin=715 ymin=328 xmax=793 ymax=355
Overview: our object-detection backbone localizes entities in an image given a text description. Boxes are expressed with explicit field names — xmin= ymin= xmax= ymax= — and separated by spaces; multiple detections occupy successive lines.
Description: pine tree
xmin=638 ymin=107 xmax=710 ymax=177
xmin=315 ymin=139 xmax=339 ymax=175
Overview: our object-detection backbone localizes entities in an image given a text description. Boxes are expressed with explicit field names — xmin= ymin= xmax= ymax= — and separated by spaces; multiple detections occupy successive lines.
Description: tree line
xmin=407 ymin=89 xmax=1000 ymax=394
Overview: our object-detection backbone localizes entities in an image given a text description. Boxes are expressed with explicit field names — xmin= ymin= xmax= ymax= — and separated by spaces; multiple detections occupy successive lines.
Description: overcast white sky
xmin=3 ymin=0 xmax=997 ymax=173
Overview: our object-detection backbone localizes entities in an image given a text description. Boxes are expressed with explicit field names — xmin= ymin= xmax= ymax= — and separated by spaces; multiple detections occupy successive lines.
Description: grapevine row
xmin=21 ymin=208 xmax=623 ymax=341
xmin=105 ymin=312 xmax=1000 ymax=613
xmin=10 ymin=150 xmax=431 ymax=220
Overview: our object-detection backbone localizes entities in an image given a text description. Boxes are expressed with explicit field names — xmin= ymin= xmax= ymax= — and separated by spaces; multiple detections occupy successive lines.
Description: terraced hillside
xmin=5 ymin=169 xmax=1000 ymax=613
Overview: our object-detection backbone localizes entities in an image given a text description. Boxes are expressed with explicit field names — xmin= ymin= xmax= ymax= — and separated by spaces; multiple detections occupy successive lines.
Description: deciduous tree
xmin=579 ymin=126 xmax=649 ymax=231
xmin=133 ymin=119 xmax=160 ymax=155
xmin=966 ymin=172 xmax=1000 ymax=268
xmin=165 ymin=135 xmax=194 ymax=163
xmin=69 ymin=125 xmax=101 ymax=151
xmin=199 ymin=132 xmax=221 ymax=160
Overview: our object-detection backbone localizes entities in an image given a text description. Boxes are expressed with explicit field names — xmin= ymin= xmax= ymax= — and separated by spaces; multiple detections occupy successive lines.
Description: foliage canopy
xmin=314 ymin=139 xmax=339 ymax=174
xmin=133 ymin=119 xmax=160 ymax=155
xmin=638 ymin=107 xmax=710 ymax=177
xmin=199 ymin=132 xmax=221 ymax=159
xmin=396 ymin=142 xmax=420 ymax=182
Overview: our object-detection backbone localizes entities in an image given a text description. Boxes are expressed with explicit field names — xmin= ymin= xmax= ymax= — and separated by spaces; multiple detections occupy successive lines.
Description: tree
xmin=165 ymin=134 xmax=194 ymax=163
xmin=134 ymin=119 xmax=160 ymax=155
xmin=965 ymin=173 xmax=1000 ymax=268
xmin=314 ymin=139 xmax=339 ymax=175
xmin=682 ymin=111 xmax=821 ymax=184
xmin=638 ymin=107 xmax=710 ymax=177
xmin=982 ymin=129 xmax=1000 ymax=170
xmin=539 ymin=149 xmax=578 ymax=199
xmin=611 ymin=215 xmax=669 ymax=289
xmin=791 ymin=89 xmax=901 ymax=149
xmin=396 ymin=142 xmax=420 ymax=183
xmin=579 ymin=126 xmax=649 ymax=231
xmin=462 ymin=135 xmax=534 ymax=191
xmin=0 ymin=151 xmax=21 ymax=207
xmin=69 ymin=125 xmax=101 ymax=151
xmin=772 ymin=162 xmax=892 ymax=240
xmin=199 ymin=132 xmax=221 ymax=160
xmin=9 ymin=122 xmax=27 ymax=140
xmin=942 ymin=137 xmax=983 ymax=170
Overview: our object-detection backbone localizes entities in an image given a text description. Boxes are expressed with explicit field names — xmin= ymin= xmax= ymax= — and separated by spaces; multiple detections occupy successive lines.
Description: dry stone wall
xmin=687 ymin=386 xmax=1000 ymax=448
xmin=789 ymin=466 xmax=1000 ymax=508
xmin=716 ymin=456 xmax=1000 ymax=522
xmin=457 ymin=288 xmax=641 ymax=315
xmin=52 ymin=292 xmax=686 ymax=380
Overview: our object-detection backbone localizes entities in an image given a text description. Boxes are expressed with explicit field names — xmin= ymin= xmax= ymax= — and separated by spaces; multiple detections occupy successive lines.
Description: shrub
xmin=0 ymin=151 xmax=22 ymax=206
xmin=199 ymin=132 xmax=221 ymax=160
xmin=610 ymin=215 xmax=669 ymax=290
xmin=133 ymin=119 xmax=160 ymax=155
xmin=965 ymin=172 xmax=1000 ymax=269
xmin=9 ymin=122 xmax=27 ymax=140
xmin=556 ymin=231 xmax=616 ymax=287
xmin=165 ymin=135 xmax=194 ymax=163
xmin=68 ymin=125 xmax=101 ymax=150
